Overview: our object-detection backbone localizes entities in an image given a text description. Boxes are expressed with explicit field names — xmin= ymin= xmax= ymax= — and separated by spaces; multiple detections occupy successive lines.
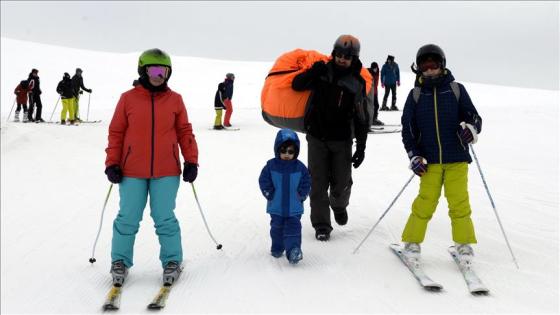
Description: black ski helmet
xmin=333 ymin=35 xmax=360 ymax=57
xmin=63 ymin=72 xmax=70 ymax=79
xmin=416 ymin=44 xmax=446 ymax=68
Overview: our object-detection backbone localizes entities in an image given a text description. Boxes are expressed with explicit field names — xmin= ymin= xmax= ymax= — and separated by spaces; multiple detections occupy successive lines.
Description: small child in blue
xmin=259 ymin=129 xmax=311 ymax=264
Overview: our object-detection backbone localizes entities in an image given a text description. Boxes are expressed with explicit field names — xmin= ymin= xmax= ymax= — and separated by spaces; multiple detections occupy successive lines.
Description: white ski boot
xmin=455 ymin=243 xmax=474 ymax=268
xmin=13 ymin=111 xmax=20 ymax=122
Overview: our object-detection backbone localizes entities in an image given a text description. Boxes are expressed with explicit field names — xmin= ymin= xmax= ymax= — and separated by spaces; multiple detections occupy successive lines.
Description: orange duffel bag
xmin=261 ymin=49 xmax=373 ymax=133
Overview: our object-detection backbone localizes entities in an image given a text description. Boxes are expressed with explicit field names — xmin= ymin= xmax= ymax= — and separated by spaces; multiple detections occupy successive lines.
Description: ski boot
xmin=287 ymin=248 xmax=303 ymax=265
xmin=390 ymin=105 xmax=399 ymax=111
xmin=455 ymin=243 xmax=474 ymax=268
xmin=61 ymin=119 xmax=66 ymax=125
xmin=35 ymin=118 xmax=45 ymax=123
xmin=213 ymin=125 xmax=224 ymax=130
xmin=110 ymin=260 xmax=128 ymax=287
xmin=14 ymin=111 xmax=20 ymax=122
xmin=403 ymin=242 xmax=421 ymax=266
xmin=23 ymin=112 xmax=29 ymax=123
xmin=315 ymin=229 xmax=330 ymax=241
xmin=163 ymin=261 xmax=183 ymax=286
xmin=371 ymin=119 xmax=385 ymax=126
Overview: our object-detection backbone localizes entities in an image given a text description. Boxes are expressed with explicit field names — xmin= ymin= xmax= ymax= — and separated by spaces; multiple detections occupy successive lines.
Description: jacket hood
xmin=274 ymin=129 xmax=300 ymax=159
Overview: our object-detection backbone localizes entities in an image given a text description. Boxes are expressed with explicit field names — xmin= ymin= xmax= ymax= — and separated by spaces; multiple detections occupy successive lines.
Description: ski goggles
xmin=419 ymin=60 xmax=441 ymax=72
xmin=280 ymin=147 xmax=296 ymax=155
xmin=334 ymin=52 xmax=353 ymax=60
xmin=146 ymin=66 xmax=170 ymax=79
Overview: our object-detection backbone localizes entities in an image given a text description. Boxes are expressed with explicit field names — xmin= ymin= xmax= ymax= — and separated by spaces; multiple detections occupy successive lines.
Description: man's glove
xmin=79 ymin=90 xmax=83 ymax=94
xmin=351 ymin=144 xmax=365 ymax=168
xmin=458 ymin=122 xmax=478 ymax=146
xmin=183 ymin=162 xmax=198 ymax=182
xmin=397 ymin=81 xmax=400 ymax=87
xmin=87 ymin=88 xmax=92 ymax=93
xmin=105 ymin=165 xmax=123 ymax=183
xmin=263 ymin=190 xmax=275 ymax=201
xmin=310 ymin=61 xmax=328 ymax=76
xmin=381 ymin=83 xmax=385 ymax=88
xmin=409 ymin=156 xmax=427 ymax=177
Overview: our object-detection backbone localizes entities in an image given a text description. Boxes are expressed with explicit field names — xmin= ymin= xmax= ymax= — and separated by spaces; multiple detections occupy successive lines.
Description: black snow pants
xmin=306 ymin=134 xmax=353 ymax=233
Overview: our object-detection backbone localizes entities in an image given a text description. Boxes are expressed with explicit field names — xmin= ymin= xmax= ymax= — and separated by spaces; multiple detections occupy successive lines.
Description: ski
xmin=369 ymin=128 xmax=401 ymax=134
xmin=147 ymin=285 xmax=172 ymax=310
xmin=102 ymin=285 xmax=122 ymax=311
xmin=448 ymin=246 xmax=490 ymax=296
xmin=208 ymin=127 xmax=240 ymax=131
xmin=80 ymin=120 xmax=102 ymax=123
xmin=389 ymin=244 xmax=443 ymax=292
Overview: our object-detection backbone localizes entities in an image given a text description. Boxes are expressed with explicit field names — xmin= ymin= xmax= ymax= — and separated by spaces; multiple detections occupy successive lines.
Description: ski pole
xmin=470 ymin=144 xmax=519 ymax=269
xmin=86 ymin=93 xmax=91 ymax=121
xmin=89 ymin=184 xmax=114 ymax=264
xmin=49 ymin=96 xmax=61 ymax=122
xmin=353 ymin=173 xmax=415 ymax=254
xmin=6 ymin=98 xmax=16 ymax=122
xmin=190 ymin=183 xmax=223 ymax=250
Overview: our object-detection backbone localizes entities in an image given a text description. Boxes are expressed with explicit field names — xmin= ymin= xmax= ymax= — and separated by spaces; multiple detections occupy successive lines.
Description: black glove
xmin=351 ymin=144 xmax=365 ymax=168
xmin=310 ymin=61 xmax=328 ymax=76
xmin=79 ymin=90 xmax=84 ymax=94
xmin=183 ymin=162 xmax=198 ymax=183
xmin=105 ymin=165 xmax=123 ymax=183
xmin=410 ymin=156 xmax=427 ymax=177
xmin=87 ymin=88 xmax=92 ymax=93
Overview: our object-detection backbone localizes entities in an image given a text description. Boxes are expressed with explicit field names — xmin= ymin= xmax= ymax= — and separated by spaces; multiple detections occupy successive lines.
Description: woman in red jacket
xmin=104 ymin=48 xmax=199 ymax=287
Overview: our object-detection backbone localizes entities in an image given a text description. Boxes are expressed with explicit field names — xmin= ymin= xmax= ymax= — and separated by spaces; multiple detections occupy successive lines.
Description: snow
xmin=1 ymin=37 xmax=559 ymax=314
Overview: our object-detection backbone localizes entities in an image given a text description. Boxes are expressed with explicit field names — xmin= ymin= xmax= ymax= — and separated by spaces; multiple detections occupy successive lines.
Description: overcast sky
xmin=1 ymin=1 xmax=558 ymax=90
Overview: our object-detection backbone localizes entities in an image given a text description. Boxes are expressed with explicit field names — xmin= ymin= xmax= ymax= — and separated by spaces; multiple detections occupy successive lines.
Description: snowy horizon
xmin=1 ymin=38 xmax=559 ymax=314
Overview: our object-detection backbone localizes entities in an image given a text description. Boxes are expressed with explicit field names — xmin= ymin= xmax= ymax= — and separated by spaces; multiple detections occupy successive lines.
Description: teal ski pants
xmin=111 ymin=176 xmax=182 ymax=268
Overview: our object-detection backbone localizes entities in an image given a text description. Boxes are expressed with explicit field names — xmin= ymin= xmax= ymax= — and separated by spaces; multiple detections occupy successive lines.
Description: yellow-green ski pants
xmin=214 ymin=109 xmax=223 ymax=127
xmin=402 ymin=162 xmax=477 ymax=244
xmin=61 ymin=97 xmax=76 ymax=121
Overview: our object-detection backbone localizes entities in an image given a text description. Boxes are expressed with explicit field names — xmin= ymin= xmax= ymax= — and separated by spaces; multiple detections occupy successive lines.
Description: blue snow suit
xmin=258 ymin=129 xmax=311 ymax=257
xmin=401 ymin=70 xmax=482 ymax=164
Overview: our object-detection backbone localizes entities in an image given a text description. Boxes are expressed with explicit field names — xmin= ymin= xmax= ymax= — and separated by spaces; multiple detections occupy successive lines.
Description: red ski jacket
xmin=14 ymin=83 xmax=30 ymax=104
xmin=105 ymin=85 xmax=198 ymax=178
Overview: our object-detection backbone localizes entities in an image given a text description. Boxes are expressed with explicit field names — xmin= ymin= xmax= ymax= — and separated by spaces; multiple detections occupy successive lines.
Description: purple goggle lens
xmin=146 ymin=66 xmax=169 ymax=79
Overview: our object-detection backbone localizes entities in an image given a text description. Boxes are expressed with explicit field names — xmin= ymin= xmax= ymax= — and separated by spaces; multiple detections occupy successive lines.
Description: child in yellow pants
xmin=400 ymin=44 xmax=482 ymax=262
xmin=61 ymin=97 xmax=76 ymax=124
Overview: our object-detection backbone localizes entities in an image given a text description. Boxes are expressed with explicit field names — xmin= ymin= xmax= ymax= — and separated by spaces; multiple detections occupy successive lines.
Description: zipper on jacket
xmin=151 ymin=93 xmax=155 ymax=177
xmin=433 ymin=87 xmax=443 ymax=164
xmin=338 ymin=90 xmax=344 ymax=107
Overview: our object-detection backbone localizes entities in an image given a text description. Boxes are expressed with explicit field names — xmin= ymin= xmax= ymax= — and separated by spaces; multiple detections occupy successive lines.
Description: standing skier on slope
xmin=104 ymin=48 xmax=199 ymax=287
xmin=399 ymin=44 xmax=482 ymax=266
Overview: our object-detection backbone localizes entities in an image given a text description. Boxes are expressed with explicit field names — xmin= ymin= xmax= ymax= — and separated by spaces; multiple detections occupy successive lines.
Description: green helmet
xmin=137 ymin=48 xmax=172 ymax=77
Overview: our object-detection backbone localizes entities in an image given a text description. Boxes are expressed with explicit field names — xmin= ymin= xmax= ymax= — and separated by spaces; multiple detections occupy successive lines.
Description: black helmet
xmin=333 ymin=34 xmax=360 ymax=57
xmin=63 ymin=72 xmax=70 ymax=79
xmin=416 ymin=44 xmax=446 ymax=68
xmin=76 ymin=68 xmax=83 ymax=73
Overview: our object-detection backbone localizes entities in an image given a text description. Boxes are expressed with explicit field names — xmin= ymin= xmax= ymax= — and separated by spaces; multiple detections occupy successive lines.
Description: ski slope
xmin=1 ymin=38 xmax=558 ymax=314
